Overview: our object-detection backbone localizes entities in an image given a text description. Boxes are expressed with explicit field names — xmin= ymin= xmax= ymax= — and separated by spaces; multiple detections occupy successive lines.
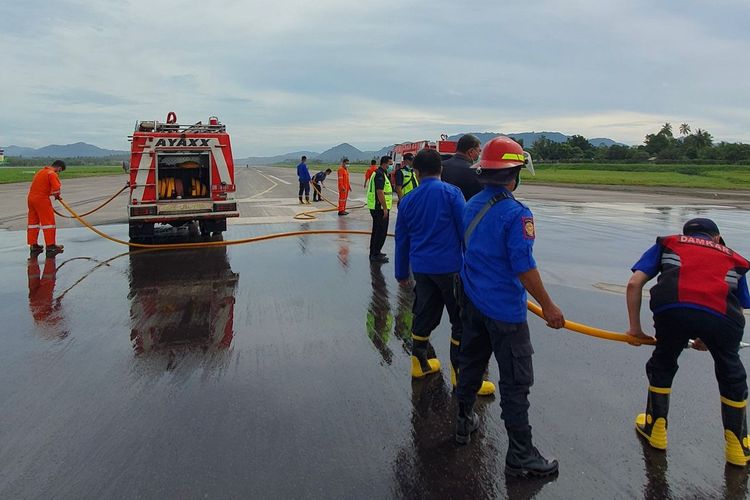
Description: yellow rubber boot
xmin=411 ymin=356 xmax=440 ymax=378
xmin=450 ymin=365 xmax=495 ymax=396
xmin=411 ymin=334 xmax=440 ymax=378
xmin=721 ymin=397 xmax=750 ymax=467
xmin=635 ymin=386 xmax=670 ymax=450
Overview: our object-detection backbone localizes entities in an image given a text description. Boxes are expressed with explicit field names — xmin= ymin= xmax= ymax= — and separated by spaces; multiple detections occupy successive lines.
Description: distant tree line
xmin=2 ymin=156 xmax=127 ymax=166
xmin=518 ymin=123 xmax=750 ymax=164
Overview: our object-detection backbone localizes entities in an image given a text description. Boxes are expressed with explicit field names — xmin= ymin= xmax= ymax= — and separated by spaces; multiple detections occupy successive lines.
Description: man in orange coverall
xmin=338 ymin=157 xmax=351 ymax=216
xmin=364 ymin=159 xmax=378 ymax=189
xmin=27 ymin=160 xmax=66 ymax=257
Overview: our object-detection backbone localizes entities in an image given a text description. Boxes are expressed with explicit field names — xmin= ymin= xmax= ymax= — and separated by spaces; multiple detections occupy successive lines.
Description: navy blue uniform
xmin=312 ymin=171 xmax=328 ymax=201
xmin=395 ymin=178 xmax=465 ymax=372
xmin=457 ymin=185 xmax=538 ymax=431
xmin=297 ymin=161 xmax=311 ymax=199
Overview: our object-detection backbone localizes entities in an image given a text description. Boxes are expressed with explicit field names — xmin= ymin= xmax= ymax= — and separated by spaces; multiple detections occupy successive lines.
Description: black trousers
xmin=411 ymin=273 xmax=462 ymax=368
xmin=369 ymin=209 xmax=389 ymax=256
xmin=648 ymin=308 xmax=747 ymax=401
xmin=312 ymin=182 xmax=322 ymax=200
xmin=457 ymin=294 xmax=534 ymax=431
xmin=298 ymin=181 xmax=310 ymax=197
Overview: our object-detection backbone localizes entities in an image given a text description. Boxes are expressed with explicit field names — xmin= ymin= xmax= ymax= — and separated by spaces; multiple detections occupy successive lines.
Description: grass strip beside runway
xmin=0 ymin=166 xmax=126 ymax=184
xmin=270 ymin=162 xmax=750 ymax=190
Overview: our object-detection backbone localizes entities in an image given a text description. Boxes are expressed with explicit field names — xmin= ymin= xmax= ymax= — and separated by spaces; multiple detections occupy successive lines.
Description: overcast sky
xmin=2 ymin=0 xmax=749 ymax=156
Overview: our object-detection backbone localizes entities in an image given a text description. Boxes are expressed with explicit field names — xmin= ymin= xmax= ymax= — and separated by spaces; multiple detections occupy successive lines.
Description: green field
xmin=0 ymin=166 xmax=126 ymax=184
xmin=278 ymin=162 xmax=750 ymax=190
xmin=525 ymin=163 xmax=750 ymax=190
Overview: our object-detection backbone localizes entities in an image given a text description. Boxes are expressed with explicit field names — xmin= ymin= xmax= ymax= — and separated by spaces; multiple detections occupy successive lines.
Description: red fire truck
xmin=391 ymin=134 xmax=457 ymax=164
xmin=126 ymin=112 xmax=239 ymax=241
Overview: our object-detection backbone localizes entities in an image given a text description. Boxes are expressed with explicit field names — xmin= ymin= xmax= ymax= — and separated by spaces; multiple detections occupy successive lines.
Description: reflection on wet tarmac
xmin=27 ymin=256 xmax=66 ymax=337
xmin=394 ymin=279 xmax=414 ymax=348
xmin=3 ymin=200 xmax=750 ymax=498
xmin=640 ymin=440 xmax=673 ymax=500
xmin=128 ymin=246 xmax=238 ymax=357
xmin=365 ymin=262 xmax=393 ymax=364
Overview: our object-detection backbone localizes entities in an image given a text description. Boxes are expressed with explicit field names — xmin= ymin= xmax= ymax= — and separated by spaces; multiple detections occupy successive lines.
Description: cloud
xmin=1 ymin=0 xmax=749 ymax=155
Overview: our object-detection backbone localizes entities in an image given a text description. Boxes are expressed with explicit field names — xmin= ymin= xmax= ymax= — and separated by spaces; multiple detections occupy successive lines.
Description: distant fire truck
xmin=126 ymin=112 xmax=239 ymax=240
xmin=391 ymin=134 xmax=457 ymax=164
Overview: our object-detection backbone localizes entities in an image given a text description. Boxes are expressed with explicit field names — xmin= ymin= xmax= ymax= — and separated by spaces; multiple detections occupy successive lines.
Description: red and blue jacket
xmin=632 ymin=233 xmax=750 ymax=325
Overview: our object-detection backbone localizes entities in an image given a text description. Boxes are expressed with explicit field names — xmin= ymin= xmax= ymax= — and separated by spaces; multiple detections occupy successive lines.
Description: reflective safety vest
xmin=650 ymin=234 xmax=750 ymax=324
xmin=401 ymin=167 xmax=418 ymax=196
xmin=367 ymin=171 xmax=392 ymax=210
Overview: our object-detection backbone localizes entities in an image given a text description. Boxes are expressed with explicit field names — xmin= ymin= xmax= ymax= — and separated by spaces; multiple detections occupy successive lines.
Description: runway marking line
xmin=266 ymin=174 xmax=291 ymax=185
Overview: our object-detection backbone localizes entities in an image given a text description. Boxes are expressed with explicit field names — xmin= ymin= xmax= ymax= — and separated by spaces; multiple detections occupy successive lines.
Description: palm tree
xmin=679 ymin=123 xmax=691 ymax=136
xmin=660 ymin=122 xmax=673 ymax=137
xmin=693 ymin=128 xmax=713 ymax=149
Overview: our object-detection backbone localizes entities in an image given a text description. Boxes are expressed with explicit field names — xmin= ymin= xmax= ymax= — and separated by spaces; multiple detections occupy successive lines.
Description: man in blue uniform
xmin=455 ymin=137 xmax=564 ymax=478
xmin=311 ymin=168 xmax=332 ymax=202
xmin=296 ymin=155 xmax=311 ymax=204
xmin=394 ymin=149 xmax=495 ymax=396
xmin=626 ymin=218 xmax=750 ymax=466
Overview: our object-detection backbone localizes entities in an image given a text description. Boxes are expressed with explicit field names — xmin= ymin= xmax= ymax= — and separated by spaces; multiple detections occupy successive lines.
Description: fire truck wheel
xmin=129 ymin=222 xmax=154 ymax=242
xmin=199 ymin=219 xmax=226 ymax=239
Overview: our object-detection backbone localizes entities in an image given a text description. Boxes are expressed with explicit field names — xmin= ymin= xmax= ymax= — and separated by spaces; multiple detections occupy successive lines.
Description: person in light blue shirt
xmin=395 ymin=148 xmax=495 ymax=397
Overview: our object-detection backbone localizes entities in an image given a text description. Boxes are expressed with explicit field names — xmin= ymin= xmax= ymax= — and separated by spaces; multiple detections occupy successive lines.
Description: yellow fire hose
xmin=526 ymin=300 xmax=655 ymax=346
xmin=294 ymin=183 xmax=366 ymax=220
xmin=57 ymin=194 xmax=655 ymax=347
xmin=58 ymin=197 xmax=376 ymax=250
xmin=53 ymin=184 xmax=130 ymax=219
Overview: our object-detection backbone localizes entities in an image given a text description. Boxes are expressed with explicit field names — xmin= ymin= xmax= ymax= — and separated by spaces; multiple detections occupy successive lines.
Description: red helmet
xmin=472 ymin=136 xmax=534 ymax=174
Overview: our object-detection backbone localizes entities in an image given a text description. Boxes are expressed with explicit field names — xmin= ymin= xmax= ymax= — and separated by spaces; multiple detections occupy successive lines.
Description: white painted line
xmin=267 ymin=175 xmax=291 ymax=185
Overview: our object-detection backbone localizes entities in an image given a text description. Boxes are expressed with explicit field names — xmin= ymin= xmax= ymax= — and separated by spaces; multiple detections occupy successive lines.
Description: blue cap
xmin=683 ymin=218 xmax=725 ymax=245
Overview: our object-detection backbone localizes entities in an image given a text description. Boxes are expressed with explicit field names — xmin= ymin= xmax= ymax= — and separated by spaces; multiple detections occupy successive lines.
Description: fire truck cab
xmin=126 ymin=112 xmax=239 ymax=241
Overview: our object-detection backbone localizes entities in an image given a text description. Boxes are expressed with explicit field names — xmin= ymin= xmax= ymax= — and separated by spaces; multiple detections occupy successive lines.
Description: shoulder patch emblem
xmin=522 ymin=217 xmax=535 ymax=240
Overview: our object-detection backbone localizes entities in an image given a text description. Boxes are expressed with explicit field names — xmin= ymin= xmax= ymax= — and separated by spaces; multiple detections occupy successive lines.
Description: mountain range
xmin=4 ymin=132 xmax=622 ymax=164
xmin=4 ymin=142 xmax=128 ymax=158
xmin=236 ymin=132 xmax=621 ymax=165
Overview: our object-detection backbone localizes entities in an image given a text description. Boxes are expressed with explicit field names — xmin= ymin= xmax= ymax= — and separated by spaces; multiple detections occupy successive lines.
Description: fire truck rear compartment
xmin=157 ymin=153 xmax=211 ymax=201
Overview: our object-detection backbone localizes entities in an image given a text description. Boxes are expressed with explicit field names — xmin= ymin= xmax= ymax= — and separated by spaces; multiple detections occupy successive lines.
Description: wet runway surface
xmin=2 ymin=170 xmax=750 ymax=498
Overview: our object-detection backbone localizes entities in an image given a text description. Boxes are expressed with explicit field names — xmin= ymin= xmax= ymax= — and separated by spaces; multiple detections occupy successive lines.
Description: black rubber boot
xmin=30 ymin=244 xmax=44 ymax=256
xmin=722 ymin=397 xmax=750 ymax=467
xmin=455 ymin=402 xmax=480 ymax=445
xmin=635 ymin=386 xmax=670 ymax=450
xmin=505 ymin=427 xmax=559 ymax=477
xmin=45 ymin=244 xmax=64 ymax=257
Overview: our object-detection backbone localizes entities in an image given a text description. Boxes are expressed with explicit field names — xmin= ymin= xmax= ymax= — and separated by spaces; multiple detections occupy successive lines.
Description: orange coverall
xmin=27 ymin=166 xmax=61 ymax=246
xmin=364 ymin=165 xmax=377 ymax=188
xmin=337 ymin=165 xmax=351 ymax=213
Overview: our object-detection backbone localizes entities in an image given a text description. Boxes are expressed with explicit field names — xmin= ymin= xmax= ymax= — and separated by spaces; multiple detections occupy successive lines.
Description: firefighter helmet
xmin=472 ymin=136 xmax=534 ymax=175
